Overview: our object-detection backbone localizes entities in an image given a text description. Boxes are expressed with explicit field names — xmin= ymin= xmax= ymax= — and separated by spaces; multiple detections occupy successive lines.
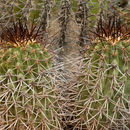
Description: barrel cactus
xmin=77 ymin=13 xmax=130 ymax=129
xmin=0 ymin=20 xmax=60 ymax=129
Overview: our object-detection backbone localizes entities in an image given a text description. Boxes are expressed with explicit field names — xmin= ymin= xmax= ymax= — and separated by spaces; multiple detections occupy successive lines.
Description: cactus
xmin=75 ymin=0 xmax=110 ymax=47
xmin=12 ymin=0 xmax=36 ymax=20
xmin=76 ymin=0 xmax=110 ymax=28
xmin=58 ymin=0 xmax=71 ymax=48
xmin=11 ymin=0 xmax=52 ymax=26
xmin=76 ymin=13 xmax=130 ymax=129
xmin=75 ymin=0 xmax=90 ymax=46
xmin=0 ymin=20 xmax=60 ymax=129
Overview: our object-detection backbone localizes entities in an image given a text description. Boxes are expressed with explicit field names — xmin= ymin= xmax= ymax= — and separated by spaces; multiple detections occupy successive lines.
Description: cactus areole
xmin=78 ymin=13 xmax=130 ymax=129
xmin=0 ymin=20 xmax=59 ymax=129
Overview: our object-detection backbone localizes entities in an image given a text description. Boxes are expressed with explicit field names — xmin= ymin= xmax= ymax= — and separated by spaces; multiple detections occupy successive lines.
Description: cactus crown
xmin=93 ymin=13 xmax=130 ymax=45
xmin=0 ymin=20 xmax=43 ymax=48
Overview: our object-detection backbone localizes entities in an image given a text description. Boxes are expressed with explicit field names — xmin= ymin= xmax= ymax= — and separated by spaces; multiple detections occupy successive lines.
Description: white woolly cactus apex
xmin=76 ymin=13 xmax=130 ymax=129
xmin=0 ymin=20 xmax=60 ymax=129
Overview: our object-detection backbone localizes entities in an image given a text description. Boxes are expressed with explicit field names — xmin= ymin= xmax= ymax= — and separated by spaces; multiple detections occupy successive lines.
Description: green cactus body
xmin=77 ymin=15 xmax=130 ymax=129
xmin=13 ymin=0 xmax=27 ymax=19
xmin=88 ymin=0 xmax=109 ymax=27
xmin=13 ymin=0 xmax=43 ymax=21
xmin=0 ymin=43 xmax=59 ymax=129
xmin=78 ymin=41 xmax=129 ymax=129
xmin=28 ymin=0 xmax=43 ymax=21
xmin=0 ymin=21 xmax=59 ymax=129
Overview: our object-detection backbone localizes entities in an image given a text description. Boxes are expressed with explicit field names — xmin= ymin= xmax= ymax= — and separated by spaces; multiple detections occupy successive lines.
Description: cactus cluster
xmin=0 ymin=0 xmax=129 ymax=130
